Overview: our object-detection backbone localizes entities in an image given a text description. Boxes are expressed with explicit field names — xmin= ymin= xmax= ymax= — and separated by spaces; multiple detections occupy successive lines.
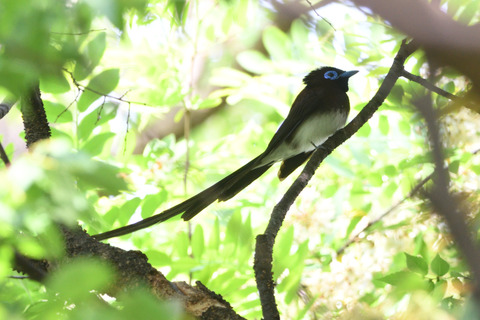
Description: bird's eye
xmin=324 ymin=70 xmax=339 ymax=80
xmin=324 ymin=70 xmax=338 ymax=80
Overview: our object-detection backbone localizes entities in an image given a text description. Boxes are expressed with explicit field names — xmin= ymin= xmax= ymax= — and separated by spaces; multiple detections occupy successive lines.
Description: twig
xmin=336 ymin=172 xmax=433 ymax=255
xmin=0 ymin=141 xmax=10 ymax=166
xmin=0 ymin=98 xmax=17 ymax=119
xmin=63 ymin=69 xmax=152 ymax=107
xmin=253 ymin=39 xmax=419 ymax=319
xmin=55 ymin=89 xmax=81 ymax=123
xmin=123 ymin=103 xmax=131 ymax=156
xmin=305 ymin=0 xmax=336 ymax=30
xmin=401 ymin=69 xmax=458 ymax=101
xmin=50 ymin=29 xmax=107 ymax=36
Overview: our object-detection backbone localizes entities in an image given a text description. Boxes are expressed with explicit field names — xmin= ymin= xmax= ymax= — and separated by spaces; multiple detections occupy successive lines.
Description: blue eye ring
xmin=324 ymin=70 xmax=339 ymax=80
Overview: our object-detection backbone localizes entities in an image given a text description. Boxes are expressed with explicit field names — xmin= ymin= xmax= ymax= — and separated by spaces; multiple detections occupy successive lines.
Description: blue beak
xmin=340 ymin=70 xmax=358 ymax=78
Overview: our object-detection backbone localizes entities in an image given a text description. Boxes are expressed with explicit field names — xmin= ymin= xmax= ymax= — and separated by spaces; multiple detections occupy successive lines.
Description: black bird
xmin=94 ymin=67 xmax=357 ymax=240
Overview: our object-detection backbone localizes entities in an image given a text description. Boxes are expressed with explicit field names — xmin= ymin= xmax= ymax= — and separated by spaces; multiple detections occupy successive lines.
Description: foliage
xmin=1 ymin=0 xmax=480 ymax=319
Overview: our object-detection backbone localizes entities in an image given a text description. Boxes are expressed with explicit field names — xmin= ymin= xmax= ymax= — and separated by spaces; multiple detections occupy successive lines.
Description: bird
xmin=93 ymin=67 xmax=357 ymax=240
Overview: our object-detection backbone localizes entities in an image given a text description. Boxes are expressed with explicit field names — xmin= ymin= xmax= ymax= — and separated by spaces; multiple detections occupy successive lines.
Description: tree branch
xmin=20 ymin=84 xmax=51 ymax=148
xmin=416 ymin=95 xmax=480 ymax=300
xmin=0 ymin=97 xmax=17 ymax=119
xmin=351 ymin=0 xmax=480 ymax=92
xmin=0 ymin=141 xmax=10 ymax=166
xmin=253 ymin=39 xmax=419 ymax=319
xmin=401 ymin=69 xmax=458 ymax=100
xmin=58 ymin=227 xmax=245 ymax=319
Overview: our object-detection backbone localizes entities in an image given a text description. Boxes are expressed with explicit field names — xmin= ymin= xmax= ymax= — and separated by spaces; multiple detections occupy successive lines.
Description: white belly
xmin=259 ymin=111 xmax=347 ymax=166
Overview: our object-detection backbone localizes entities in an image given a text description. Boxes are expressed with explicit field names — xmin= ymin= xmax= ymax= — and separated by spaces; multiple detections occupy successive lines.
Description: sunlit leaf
xmin=263 ymin=26 xmax=291 ymax=61
xmin=191 ymin=224 xmax=205 ymax=259
xmin=405 ymin=253 xmax=429 ymax=275
xmin=431 ymin=254 xmax=450 ymax=277
xmin=77 ymin=69 xmax=119 ymax=112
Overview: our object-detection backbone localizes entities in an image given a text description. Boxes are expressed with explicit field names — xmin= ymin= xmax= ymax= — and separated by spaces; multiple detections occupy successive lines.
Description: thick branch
xmin=62 ymin=227 xmax=245 ymax=319
xmin=20 ymin=84 xmax=51 ymax=148
xmin=351 ymin=0 xmax=480 ymax=91
xmin=416 ymin=96 xmax=480 ymax=299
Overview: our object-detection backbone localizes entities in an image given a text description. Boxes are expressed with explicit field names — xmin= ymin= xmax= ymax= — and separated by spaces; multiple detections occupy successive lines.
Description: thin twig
xmin=63 ymin=69 xmax=152 ymax=107
xmin=55 ymin=89 xmax=82 ymax=123
xmin=336 ymin=172 xmax=433 ymax=255
xmin=305 ymin=0 xmax=336 ymax=30
xmin=50 ymin=29 xmax=107 ymax=36
xmin=401 ymin=69 xmax=458 ymax=101
xmin=123 ymin=103 xmax=131 ymax=157
xmin=0 ymin=141 xmax=11 ymax=166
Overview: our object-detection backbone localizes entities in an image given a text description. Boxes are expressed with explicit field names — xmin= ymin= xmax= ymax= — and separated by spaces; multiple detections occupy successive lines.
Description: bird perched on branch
xmin=94 ymin=67 xmax=357 ymax=240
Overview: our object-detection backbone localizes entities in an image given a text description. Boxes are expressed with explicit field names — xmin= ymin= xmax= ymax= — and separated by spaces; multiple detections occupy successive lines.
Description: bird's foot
xmin=310 ymin=141 xmax=327 ymax=151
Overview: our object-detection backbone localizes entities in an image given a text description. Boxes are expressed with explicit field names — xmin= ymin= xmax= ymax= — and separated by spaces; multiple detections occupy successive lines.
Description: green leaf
xmin=323 ymin=184 xmax=338 ymax=198
xmin=175 ymin=231 xmax=189 ymax=257
xmin=413 ymin=233 xmax=429 ymax=260
xmin=73 ymin=32 xmax=107 ymax=81
xmin=459 ymin=2 xmax=479 ymax=24
xmin=357 ymin=122 xmax=371 ymax=137
xmin=40 ymin=73 xmax=70 ymax=94
xmin=276 ymin=226 xmax=294 ymax=256
xmin=145 ymin=250 xmax=172 ymax=267
xmin=378 ymin=115 xmax=389 ymax=135
xmin=388 ymin=84 xmax=404 ymax=105
xmin=378 ymin=271 xmax=428 ymax=290
xmin=225 ymin=211 xmax=242 ymax=250
xmin=75 ymin=158 xmax=128 ymax=195
xmin=431 ymin=254 xmax=450 ymax=277
xmin=383 ymin=165 xmax=397 ymax=177
xmin=405 ymin=253 xmax=429 ymax=275
xmin=117 ymin=198 xmax=141 ymax=226
xmin=77 ymin=69 xmax=120 ymax=112
xmin=236 ymin=50 xmax=275 ymax=74
xmin=78 ymin=102 xmax=117 ymax=141
xmin=263 ymin=26 xmax=291 ymax=61
xmin=274 ymin=226 xmax=294 ymax=277
xmin=197 ymin=97 xmax=222 ymax=109
xmin=141 ymin=192 xmax=167 ymax=219
xmin=449 ymin=160 xmax=460 ymax=174
xmin=80 ymin=132 xmax=115 ymax=156
xmin=44 ymin=101 xmax=73 ymax=123
xmin=191 ymin=224 xmax=205 ymax=259
xmin=472 ymin=164 xmax=480 ymax=175
xmin=398 ymin=120 xmax=411 ymax=136
xmin=47 ymin=258 xmax=114 ymax=301
xmin=208 ymin=218 xmax=220 ymax=251
xmin=325 ymin=156 xmax=355 ymax=178
xmin=168 ymin=0 xmax=188 ymax=25
xmin=345 ymin=216 xmax=362 ymax=239
xmin=382 ymin=181 xmax=398 ymax=199
xmin=119 ymin=288 xmax=183 ymax=320
xmin=210 ymin=67 xmax=251 ymax=88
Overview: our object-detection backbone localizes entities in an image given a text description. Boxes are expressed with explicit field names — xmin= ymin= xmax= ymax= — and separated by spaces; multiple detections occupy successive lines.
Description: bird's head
xmin=303 ymin=67 xmax=358 ymax=92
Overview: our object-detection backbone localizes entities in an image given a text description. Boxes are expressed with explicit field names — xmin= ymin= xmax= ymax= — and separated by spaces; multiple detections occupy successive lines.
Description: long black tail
xmin=93 ymin=154 xmax=272 ymax=240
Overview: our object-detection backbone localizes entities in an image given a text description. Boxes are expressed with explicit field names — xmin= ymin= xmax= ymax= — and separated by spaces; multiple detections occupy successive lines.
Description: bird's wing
xmin=262 ymin=86 xmax=326 ymax=157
